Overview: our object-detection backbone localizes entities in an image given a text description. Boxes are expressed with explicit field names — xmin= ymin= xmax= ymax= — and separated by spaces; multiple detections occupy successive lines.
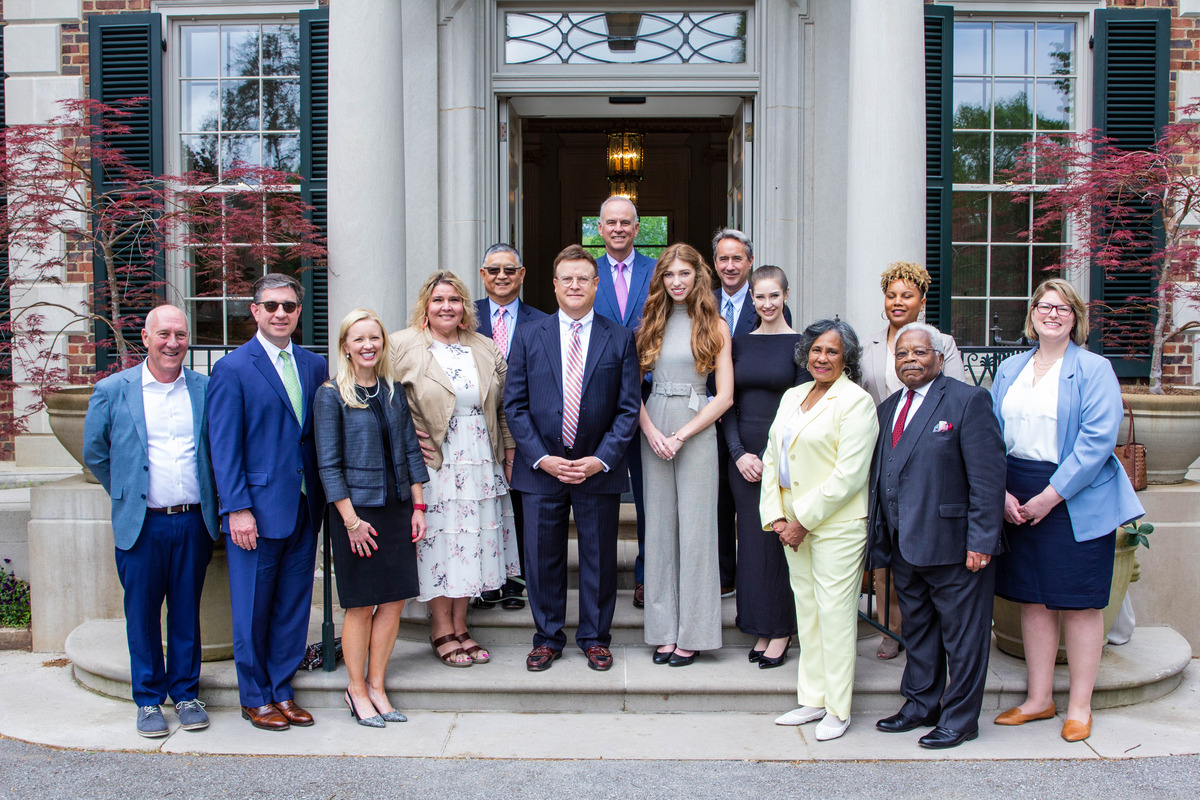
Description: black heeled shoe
xmin=668 ymin=650 xmax=696 ymax=667
xmin=757 ymin=637 xmax=792 ymax=670
xmin=748 ymin=647 xmax=765 ymax=663
xmin=652 ymin=646 xmax=675 ymax=665
xmin=345 ymin=691 xmax=385 ymax=728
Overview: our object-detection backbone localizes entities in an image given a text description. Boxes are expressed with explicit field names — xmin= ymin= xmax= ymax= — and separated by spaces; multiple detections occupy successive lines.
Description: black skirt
xmin=995 ymin=456 xmax=1115 ymax=611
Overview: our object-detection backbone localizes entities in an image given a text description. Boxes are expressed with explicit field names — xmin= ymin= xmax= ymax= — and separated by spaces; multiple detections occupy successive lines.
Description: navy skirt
xmin=995 ymin=456 xmax=1115 ymax=611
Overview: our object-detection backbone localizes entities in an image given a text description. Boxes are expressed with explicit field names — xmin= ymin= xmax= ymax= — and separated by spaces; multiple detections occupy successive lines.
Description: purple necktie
xmin=614 ymin=261 xmax=629 ymax=320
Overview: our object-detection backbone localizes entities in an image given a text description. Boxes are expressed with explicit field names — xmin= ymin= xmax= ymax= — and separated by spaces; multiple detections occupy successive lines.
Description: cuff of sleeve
xmin=532 ymin=455 xmax=548 ymax=469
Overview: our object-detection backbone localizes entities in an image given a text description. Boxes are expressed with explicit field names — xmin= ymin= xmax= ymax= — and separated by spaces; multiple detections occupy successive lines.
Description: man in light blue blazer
xmin=83 ymin=305 xmax=220 ymax=738
xmin=591 ymin=196 xmax=655 ymax=606
xmin=207 ymin=273 xmax=328 ymax=732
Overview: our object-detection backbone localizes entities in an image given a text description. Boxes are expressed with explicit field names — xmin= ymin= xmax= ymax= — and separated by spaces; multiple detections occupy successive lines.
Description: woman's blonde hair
xmin=407 ymin=270 xmax=478 ymax=333
xmin=879 ymin=261 xmax=932 ymax=295
xmin=1025 ymin=278 xmax=1089 ymax=346
xmin=333 ymin=308 xmax=396 ymax=408
xmin=635 ymin=243 xmax=726 ymax=374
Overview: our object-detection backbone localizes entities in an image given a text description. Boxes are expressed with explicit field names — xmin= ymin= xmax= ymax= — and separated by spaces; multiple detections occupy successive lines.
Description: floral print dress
xmin=415 ymin=340 xmax=519 ymax=601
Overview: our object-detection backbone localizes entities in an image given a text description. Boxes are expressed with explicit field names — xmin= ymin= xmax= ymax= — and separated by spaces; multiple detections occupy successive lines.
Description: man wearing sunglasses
xmin=207 ymin=273 xmax=328 ymax=731
xmin=473 ymin=243 xmax=548 ymax=611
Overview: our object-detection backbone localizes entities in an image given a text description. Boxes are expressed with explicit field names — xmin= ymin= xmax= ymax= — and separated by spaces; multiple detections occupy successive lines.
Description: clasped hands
xmin=539 ymin=455 xmax=603 ymax=484
xmin=645 ymin=427 xmax=684 ymax=461
xmin=1003 ymin=487 xmax=1062 ymax=527
xmin=771 ymin=518 xmax=808 ymax=551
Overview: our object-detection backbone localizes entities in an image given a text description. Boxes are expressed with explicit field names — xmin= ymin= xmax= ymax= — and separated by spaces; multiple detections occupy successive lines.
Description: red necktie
xmin=891 ymin=389 xmax=915 ymax=448
xmin=492 ymin=308 xmax=509 ymax=358
xmin=562 ymin=321 xmax=583 ymax=447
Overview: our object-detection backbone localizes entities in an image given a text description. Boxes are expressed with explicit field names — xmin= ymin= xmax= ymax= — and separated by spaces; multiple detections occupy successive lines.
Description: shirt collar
xmin=256 ymin=330 xmax=295 ymax=362
xmin=905 ymin=377 xmax=935 ymax=399
xmin=141 ymin=362 xmax=186 ymax=389
xmin=489 ymin=298 xmax=520 ymax=318
xmin=721 ymin=281 xmax=750 ymax=307
xmin=607 ymin=250 xmax=638 ymax=269
xmin=558 ymin=309 xmax=595 ymax=328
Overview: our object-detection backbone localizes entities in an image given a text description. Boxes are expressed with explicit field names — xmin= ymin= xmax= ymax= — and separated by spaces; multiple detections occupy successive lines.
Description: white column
xmin=843 ymin=0 xmax=927 ymax=335
xmin=327 ymin=0 xmax=407 ymax=347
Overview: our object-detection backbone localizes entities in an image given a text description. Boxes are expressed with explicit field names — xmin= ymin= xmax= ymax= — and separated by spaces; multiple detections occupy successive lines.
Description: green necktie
xmin=278 ymin=351 xmax=303 ymax=425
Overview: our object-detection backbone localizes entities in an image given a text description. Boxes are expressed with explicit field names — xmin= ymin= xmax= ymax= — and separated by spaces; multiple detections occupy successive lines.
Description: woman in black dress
xmin=722 ymin=266 xmax=810 ymax=668
xmin=315 ymin=309 xmax=429 ymax=727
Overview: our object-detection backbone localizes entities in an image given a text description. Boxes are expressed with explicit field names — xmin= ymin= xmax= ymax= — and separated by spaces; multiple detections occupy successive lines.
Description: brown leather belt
xmin=146 ymin=504 xmax=198 ymax=515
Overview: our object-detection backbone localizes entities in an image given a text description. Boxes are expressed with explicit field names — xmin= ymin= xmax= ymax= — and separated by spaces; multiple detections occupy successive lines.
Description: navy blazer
xmin=593 ymin=251 xmax=656 ymax=330
xmin=504 ymin=312 xmax=641 ymax=495
xmin=866 ymin=374 xmax=1007 ymax=569
xmin=474 ymin=297 xmax=550 ymax=349
xmin=83 ymin=365 xmax=220 ymax=550
xmin=206 ymin=337 xmax=328 ymax=538
xmin=991 ymin=343 xmax=1143 ymax=541
xmin=314 ymin=382 xmax=430 ymax=507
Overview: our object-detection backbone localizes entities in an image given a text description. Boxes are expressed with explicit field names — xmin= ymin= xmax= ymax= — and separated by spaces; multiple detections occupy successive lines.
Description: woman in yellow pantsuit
xmin=759 ymin=318 xmax=878 ymax=742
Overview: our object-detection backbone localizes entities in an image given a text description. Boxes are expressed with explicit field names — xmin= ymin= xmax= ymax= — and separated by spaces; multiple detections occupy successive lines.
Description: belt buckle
xmin=166 ymin=505 xmax=185 ymax=515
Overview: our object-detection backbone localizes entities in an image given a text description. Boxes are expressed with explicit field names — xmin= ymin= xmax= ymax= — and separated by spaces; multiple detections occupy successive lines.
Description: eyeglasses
xmin=894 ymin=348 xmax=934 ymax=360
xmin=256 ymin=301 xmax=299 ymax=314
xmin=555 ymin=276 xmax=595 ymax=286
xmin=484 ymin=266 xmax=520 ymax=276
xmin=1033 ymin=302 xmax=1074 ymax=317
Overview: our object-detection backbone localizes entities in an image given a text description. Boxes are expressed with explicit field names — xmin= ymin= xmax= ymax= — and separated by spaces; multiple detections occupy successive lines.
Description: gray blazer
xmin=314 ymin=382 xmax=430 ymax=507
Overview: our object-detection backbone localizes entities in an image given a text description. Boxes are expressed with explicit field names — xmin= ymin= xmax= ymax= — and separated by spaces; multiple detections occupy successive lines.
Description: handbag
xmin=1116 ymin=400 xmax=1147 ymax=491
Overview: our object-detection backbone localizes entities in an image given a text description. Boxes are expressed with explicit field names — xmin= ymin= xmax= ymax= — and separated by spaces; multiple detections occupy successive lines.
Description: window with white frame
xmin=950 ymin=18 xmax=1080 ymax=346
xmin=176 ymin=20 xmax=304 ymax=346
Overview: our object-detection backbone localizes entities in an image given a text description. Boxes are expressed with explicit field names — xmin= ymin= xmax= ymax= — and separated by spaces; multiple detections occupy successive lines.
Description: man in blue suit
xmin=83 ymin=305 xmax=220 ymax=738
xmin=505 ymin=244 xmax=641 ymax=672
xmin=474 ymin=243 xmax=549 ymax=610
xmin=591 ymin=196 xmax=655 ymax=608
xmin=207 ymin=274 xmax=327 ymax=731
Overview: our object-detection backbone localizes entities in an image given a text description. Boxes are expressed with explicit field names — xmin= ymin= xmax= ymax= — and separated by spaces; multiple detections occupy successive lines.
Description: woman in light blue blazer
xmin=989 ymin=279 xmax=1143 ymax=743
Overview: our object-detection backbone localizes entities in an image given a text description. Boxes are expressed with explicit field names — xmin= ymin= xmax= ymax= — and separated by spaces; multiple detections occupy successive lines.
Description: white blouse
xmin=1001 ymin=357 xmax=1061 ymax=463
xmin=777 ymin=405 xmax=813 ymax=487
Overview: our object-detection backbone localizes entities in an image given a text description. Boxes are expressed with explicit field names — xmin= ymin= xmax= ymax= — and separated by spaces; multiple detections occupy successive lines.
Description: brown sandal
xmin=430 ymin=633 xmax=472 ymax=667
xmin=456 ymin=632 xmax=490 ymax=664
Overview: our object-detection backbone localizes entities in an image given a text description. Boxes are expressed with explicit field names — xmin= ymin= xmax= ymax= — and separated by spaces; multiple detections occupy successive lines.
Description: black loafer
xmin=667 ymin=651 xmax=696 ymax=667
xmin=652 ymin=648 xmax=675 ymax=665
xmin=876 ymin=706 xmax=942 ymax=733
xmin=919 ymin=726 xmax=978 ymax=749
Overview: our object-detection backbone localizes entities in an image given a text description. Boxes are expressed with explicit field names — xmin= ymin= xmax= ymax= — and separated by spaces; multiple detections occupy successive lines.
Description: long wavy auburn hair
xmin=635 ymin=243 xmax=725 ymax=375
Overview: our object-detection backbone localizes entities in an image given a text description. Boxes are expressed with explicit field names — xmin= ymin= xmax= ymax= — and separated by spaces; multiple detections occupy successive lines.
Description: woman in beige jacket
xmin=391 ymin=271 xmax=518 ymax=668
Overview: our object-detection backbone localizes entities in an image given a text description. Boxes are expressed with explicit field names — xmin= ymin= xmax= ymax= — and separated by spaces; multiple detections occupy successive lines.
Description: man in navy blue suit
xmin=207 ymin=274 xmax=327 ymax=731
xmin=83 ymin=305 xmax=220 ymax=738
xmin=505 ymin=244 xmax=641 ymax=672
xmin=590 ymin=196 xmax=655 ymax=608
xmin=474 ymin=243 xmax=548 ymax=610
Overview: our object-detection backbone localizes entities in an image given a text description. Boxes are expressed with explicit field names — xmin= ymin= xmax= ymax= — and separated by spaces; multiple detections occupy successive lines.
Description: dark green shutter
xmin=925 ymin=5 xmax=953 ymax=332
xmin=1091 ymin=8 xmax=1169 ymax=377
xmin=0 ymin=24 xmax=10 ymax=378
xmin=87 ymin=13 xmax=164 ymax=368
xmin=301 ymin=8 xmax=329 ymax=349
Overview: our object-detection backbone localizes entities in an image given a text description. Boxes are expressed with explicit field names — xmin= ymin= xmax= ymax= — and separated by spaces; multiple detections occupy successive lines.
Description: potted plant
xmin=0 ymin=98 xmax=326 ymax=470
xmin=1012 ymin=103 xmax=1200 ymax=483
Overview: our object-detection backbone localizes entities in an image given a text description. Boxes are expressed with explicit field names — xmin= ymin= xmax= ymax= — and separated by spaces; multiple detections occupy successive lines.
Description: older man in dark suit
xmin=867 ymin=322 xmax=1006 ymax=749
xmin=505 ymin=244 xmax=641 ymax=672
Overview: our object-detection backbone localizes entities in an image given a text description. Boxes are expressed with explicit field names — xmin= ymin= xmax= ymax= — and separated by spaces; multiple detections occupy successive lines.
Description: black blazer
xmin=866 ymin=373 xmax=1007 ymax=569
xmin=314 ymin=382 xmax=430 ymax=508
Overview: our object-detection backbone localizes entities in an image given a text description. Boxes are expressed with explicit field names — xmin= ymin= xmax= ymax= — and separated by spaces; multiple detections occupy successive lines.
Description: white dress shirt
xmin=777 ymin=405 xmax=812 ymax=488
xmin=488 ymin=297 xmax=520 ymax=356
xmin=720 ymin=281 xmax=750 ymax=329
xmin=889 ymin=379 xmax=933 ymax=436
xmin=256 ymin=330 xmax=303 ymax=397
xmin=607 ymin=250 xmax=638 ymax=294
xmin=141 ymin=363 xmax=201 ymax=508
xmin=1002 ymin=357 xmax=1061 ymax=463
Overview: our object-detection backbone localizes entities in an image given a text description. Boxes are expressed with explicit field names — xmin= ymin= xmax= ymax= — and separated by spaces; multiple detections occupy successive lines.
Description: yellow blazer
xmin=389 ymin=326 xmax=514 ymax=472
xmin=759 ymin=373 xmax=880 ymax=531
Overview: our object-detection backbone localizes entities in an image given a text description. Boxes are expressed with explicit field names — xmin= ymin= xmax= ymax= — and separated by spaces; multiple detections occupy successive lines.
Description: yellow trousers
xmin=779 ymin=487 xmax=867 ymax=721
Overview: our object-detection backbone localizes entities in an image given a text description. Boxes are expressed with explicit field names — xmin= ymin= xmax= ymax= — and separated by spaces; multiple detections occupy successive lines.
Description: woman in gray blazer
xmin=315 ymin=308 xmax=429 ymax=727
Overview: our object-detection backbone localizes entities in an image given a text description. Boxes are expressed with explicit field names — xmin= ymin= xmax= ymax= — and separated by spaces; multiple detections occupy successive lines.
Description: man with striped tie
xmin=504 ymin=245 xmax=641 ymax=672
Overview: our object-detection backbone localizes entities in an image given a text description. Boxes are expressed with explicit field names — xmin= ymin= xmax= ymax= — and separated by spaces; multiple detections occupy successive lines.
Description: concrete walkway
xmin=1 ymin=648 xmax=1196 ymax=761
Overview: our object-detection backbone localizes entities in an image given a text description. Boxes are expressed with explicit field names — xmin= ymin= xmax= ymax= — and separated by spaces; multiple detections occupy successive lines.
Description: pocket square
xmin=933 ymin=421 xmax=954 ymax=433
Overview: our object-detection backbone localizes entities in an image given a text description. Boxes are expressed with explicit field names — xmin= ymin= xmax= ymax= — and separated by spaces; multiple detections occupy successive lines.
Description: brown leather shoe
xmin=241 ymin=704 xmax=289 ymax=731
xmin=526 ymin=645 xmax=562 ymax=672
xmin=273 ymin=699 xmax=314 ymax=726
xmin=994 ymin=702 xmax=1056 ymax=726
xmin=633 ymin=583 xmax=645 ymax=609
xmin=1061 ymin=715 xmax=1092 ymax=742
xmin=585 ymin=645 xmax=614 ymax=671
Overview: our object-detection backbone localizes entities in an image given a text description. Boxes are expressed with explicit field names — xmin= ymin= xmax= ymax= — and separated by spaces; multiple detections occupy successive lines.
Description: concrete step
xmin=66 ymin=618 xmax=1191 ymax=715
xmin=1132 ymin=481 xmax=1200 ymax=523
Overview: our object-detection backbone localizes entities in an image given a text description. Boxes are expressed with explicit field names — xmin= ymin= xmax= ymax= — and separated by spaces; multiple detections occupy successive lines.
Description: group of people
xmin=82 ymin=195 xmax=1143 ymax=748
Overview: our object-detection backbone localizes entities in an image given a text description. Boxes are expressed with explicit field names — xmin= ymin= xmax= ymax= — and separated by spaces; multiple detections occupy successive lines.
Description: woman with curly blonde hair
xmin=635 ymin=243 xmax=734 ymax=666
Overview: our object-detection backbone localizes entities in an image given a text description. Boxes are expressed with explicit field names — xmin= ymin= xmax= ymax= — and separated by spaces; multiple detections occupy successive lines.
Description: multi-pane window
xmin=950 ymin=20 xmax=1076 ymax=345
xmin=581 ymin=215 xmax=669 ymax=261
xmin=177 ymin=22 xmax=304 ymax=346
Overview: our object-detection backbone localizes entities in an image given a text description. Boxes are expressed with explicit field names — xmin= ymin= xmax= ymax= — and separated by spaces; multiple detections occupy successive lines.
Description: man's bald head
xmin=142 ymin=304 xmax=190 ymax=383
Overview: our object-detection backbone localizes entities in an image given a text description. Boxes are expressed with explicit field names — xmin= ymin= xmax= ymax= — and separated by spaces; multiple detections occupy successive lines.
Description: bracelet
xmin=344 ymin=516 xmax=361 ymax=532
xmin=412 ymin=503 xmax=427 ymax=511
xmin=504 ymin=460 xmax=514 ymax=466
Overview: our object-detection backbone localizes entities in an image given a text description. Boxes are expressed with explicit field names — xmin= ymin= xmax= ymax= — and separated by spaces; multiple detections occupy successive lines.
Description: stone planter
xmin=0 ymin=625 xmax=32 ymax=650
xmin=161 ymin=542 xmax=233 ymax=662
xmin=1120 ymin=392 xmax=1200 ymax=485
xmin=44 ymin=386 xmax=98 ymax=483
xmin=993 ymin=528 xmax=1139 ymax=662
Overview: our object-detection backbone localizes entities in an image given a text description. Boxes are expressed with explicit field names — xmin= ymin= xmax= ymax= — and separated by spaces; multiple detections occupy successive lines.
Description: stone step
xmin=1132 ymin=482 xmax=1200 ymax=523
xmin=65 ymin=618 xmax=1191 ymax=715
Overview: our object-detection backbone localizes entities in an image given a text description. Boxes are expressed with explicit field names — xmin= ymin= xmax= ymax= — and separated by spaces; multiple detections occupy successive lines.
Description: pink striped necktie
xmin=614 ymin=261 xmax=629 ymax=320
xmin=562 ymin=321 xmax=583 ymax=447
xmin=492 ymin=308 xmax=509 ymax=358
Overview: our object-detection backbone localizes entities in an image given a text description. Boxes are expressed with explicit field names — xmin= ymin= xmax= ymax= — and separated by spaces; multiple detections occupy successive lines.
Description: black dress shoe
xmin=667 ymin=651 xmax=696 ymax=667
xmin=501 ymin=584 xmax=525 ymax=610
xmin=748 ymin=648 xmax=764 ymax=663
xmin=919 ymin=726 xmax=978 ymax=749
xmin=876 ymin=706 xmax=942 ymax=733
xmin=652 ymin=647 xmax=675 ymax=665
xmin=757 ymin=637 xmax=792 ymax=669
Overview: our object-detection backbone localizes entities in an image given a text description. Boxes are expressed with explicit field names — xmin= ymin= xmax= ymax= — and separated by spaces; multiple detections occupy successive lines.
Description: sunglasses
xmin=484 ymin=266 xmax=520 ymax=276
xmin=256 ymin=301 xmax=300 ymax=314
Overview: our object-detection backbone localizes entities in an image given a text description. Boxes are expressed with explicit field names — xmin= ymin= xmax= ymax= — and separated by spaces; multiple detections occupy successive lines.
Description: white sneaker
xmin=815 ymin=713 xmax=851 ymax=741
xmin=774 ymin=706 xmax=826 ymax=726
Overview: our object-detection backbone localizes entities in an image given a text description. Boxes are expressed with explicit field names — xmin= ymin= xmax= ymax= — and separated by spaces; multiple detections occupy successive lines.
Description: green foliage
xmin=580 ymin=215 xmax=668 ymax=260
xmin=1123 ymin=520 xmax=1154 ymax=550
xmin=0 ymin=561 xmax=31 ymax=628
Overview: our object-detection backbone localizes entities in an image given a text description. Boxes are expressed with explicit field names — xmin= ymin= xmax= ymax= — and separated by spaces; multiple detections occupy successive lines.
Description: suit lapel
xmin=539 ymin=317 xmax=565 ymax=401
xmin=627 ymin=252 xmax=653 ymax=326
xmin=470 ymin=335 xmax=497 ymax=408
xmin=1056 ymin=344 xmax=1080 ymax=461
xmin=735 ymin=294 xmax=757 ymax=336
xmin=580 ymin=316 xmax=610 ymax=394
xmin=787 ymin=381 xmax=834 ymax=440
xmin=249 ymin=338 xmax=297 ymax=423
xmin=121 ymin=367 xmax=149 ymax=453
xmin=184 ymin=369 xmax=205 ymax=444
xmin=594 ymin=254 xmax=619 ymax=322
xmin=889 ymin=376 xmax=946 ymax=473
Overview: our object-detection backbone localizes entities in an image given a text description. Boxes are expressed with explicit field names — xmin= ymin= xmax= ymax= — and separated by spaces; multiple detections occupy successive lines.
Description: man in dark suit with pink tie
xmin=505 ymin=244 xmax=641 ymax=672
